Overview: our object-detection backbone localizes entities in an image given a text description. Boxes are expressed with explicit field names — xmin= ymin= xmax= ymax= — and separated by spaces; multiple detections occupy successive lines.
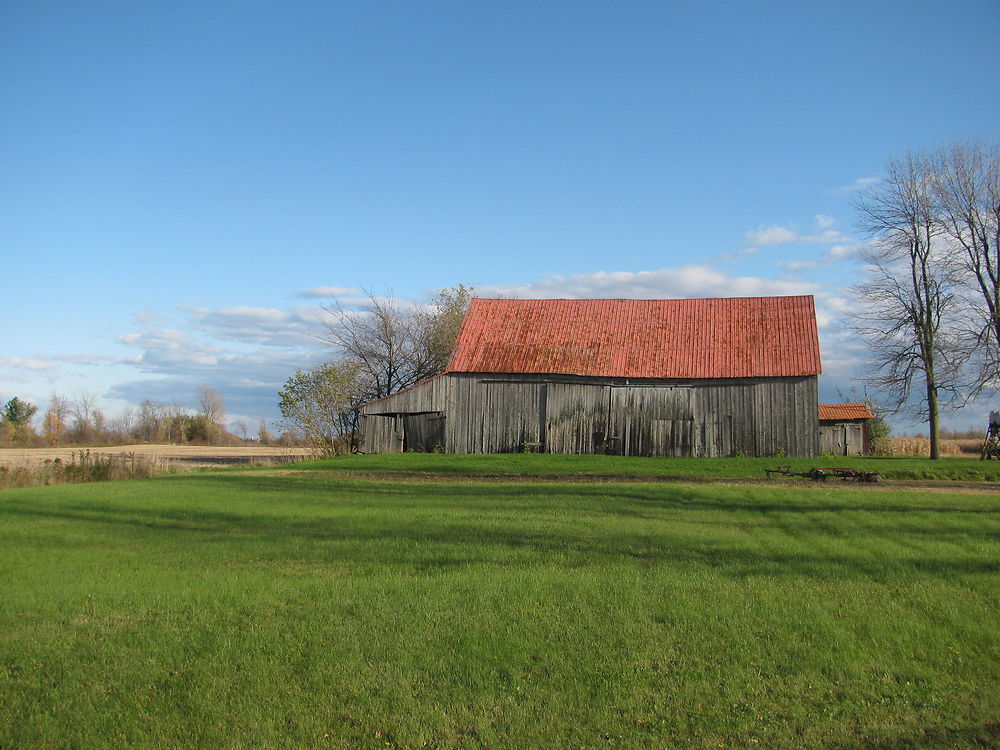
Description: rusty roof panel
xmin=446 ymin=296 xmax=822 ymax=379
xmin=818 ymin=403 xmax=874 ymax=421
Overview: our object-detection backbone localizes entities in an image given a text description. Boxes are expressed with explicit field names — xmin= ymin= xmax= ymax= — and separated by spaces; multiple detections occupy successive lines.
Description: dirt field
xmin=0 ymin=444 xmax=312 ymax=469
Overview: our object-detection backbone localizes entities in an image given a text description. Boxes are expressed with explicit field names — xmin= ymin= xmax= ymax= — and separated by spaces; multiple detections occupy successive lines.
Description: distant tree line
xmin=278 ymin=285 xmax=473 ymax=456
xmin=0 ymin=387 xmax=275 ymax=448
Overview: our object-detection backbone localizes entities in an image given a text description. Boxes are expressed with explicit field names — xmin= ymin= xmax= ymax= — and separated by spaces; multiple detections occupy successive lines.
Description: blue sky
xmin=2 ymin=0 xmax=999 ymax=435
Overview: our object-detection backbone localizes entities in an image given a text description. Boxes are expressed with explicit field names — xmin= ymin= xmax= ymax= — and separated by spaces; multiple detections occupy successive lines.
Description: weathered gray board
xmin=819 ymin=422 xmax=867 ymax=456
xmin=360 ymin=373 xmax=819 ymax=457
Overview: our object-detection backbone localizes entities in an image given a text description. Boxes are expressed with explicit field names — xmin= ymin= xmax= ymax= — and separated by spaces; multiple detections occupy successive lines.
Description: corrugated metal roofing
xmin=446 ymin=296 xmax=822 ymax=379
xmin=818 ymin=403 xmax=874 ymax=421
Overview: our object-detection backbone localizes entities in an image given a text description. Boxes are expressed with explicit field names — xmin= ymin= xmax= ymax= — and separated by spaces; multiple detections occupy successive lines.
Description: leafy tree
xmin=414 ymin=284 xmax=475 ymax=376
xmin=4 ymin=397 xmax=38 ymax=428
xmin=2 ymin=397 xmax=38 ymax=445
xmin=181 ymin=414 xmax=213 ymax=444
xmin=866 ymin=399 xmax=893 ymax=455
xmin=278 ymin=359 xmax=370 ymax=455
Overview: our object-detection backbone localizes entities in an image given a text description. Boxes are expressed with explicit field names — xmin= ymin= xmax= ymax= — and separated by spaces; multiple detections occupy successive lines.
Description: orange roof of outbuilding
xmin=818 ymin=403 xmax=875 ymax=421
xmin=446 ymin=296 xmax=822 ymax=379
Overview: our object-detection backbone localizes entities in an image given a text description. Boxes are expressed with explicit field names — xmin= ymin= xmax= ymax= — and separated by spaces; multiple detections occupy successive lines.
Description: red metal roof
xmin=446 ymin=296 xmax=822 ymax=379
xmin=818 ymin=403 xmax=874 ymax=421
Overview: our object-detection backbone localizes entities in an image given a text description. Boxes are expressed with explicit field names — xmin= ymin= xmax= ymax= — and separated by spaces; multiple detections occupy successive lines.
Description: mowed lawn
xmin=0 ymin=463 xmax=998 ymax=748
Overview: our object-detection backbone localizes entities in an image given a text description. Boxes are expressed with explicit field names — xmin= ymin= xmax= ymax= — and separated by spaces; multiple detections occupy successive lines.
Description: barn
xmin=818 ymin=403 xmax=875 ymax=456
xmin=359 ymin=296 xmax=823 ymax=457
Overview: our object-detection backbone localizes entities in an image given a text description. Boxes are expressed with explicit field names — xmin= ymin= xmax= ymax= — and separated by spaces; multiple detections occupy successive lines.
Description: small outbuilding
xmin=818 ymin=403 xmax=875 ymax=456
xmin=360 ymin=296 xmax=824 ymax=457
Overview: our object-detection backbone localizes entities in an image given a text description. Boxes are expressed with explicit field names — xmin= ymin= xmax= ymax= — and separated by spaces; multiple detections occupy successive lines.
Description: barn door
xmin=610 ymin=386 xmax=695 ymax=457
xmin=402 ymin=413 xmax=445 ymax=452
xmin=544 ymin=383 xmax=611 ymax=454
xmin=480 ymin=382 xmax=545 ymax=453
xmin=845 ymin=423 xmax=864 ymax=455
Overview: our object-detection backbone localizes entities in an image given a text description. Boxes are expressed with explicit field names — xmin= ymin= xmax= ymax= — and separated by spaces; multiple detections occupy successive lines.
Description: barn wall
xmin=360 ymin=373 xmax=819 ymax=457
xmin=362 ymin=414 xmax=403 ymax=454
xmin=692 ymin=377 xmax=818 ymax=457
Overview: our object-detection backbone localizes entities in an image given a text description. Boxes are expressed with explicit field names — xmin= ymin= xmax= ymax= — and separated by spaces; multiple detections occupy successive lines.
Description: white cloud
xmin=117 ymin=329 xmax=228 ymax=370
xmin=826 ymin=244 xmax=858 ymax=261
xmin=745 ymin=226 xmax=799 ymax=245
xmin=833 ymin=176 xmax=881 ymax=194
xmin=296 ymin=286 xmax=364 ymax=298
xmin=183 ymin=305 xmax=324 ymax=347
xmin=775 ymin=243 xmax=862 ymax=272
xmin=713 ymin=247 xmax=760 ymax=263
xmin=779 ymin=259 xmax=824 ymax=271
xmin=48 ymin=353 xmax=141 ymax=365
xmin=478 ymin=264 xmax=819 ymax=301
xmin=815 ymin=214 xmax=835 ymax=229
xmin=744 ymin=224 xmax=850 ymax=246
xmin=109 ymin=323 xmax=327 ymax=422
xmin=0 ymin=356 xmax=58 ymax=373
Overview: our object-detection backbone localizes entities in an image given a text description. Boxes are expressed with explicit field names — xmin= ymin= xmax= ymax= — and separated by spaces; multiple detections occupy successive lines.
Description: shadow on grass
xmin=827 ymin=717 xmax=1000 ymax=749
xmin=165 ymin=472 xmax=1000 ymax=516
xmin=2 ymin=475 xmax=998 ymax=581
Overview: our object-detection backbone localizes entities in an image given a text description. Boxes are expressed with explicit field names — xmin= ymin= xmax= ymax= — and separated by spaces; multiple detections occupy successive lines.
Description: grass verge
xmin=1 ymin=469 xmax=997 ymax=748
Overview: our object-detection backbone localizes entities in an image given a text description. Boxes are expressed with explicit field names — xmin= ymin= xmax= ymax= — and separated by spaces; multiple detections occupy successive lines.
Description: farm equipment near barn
xmin=765 ymin=465 xmax=882 ymax=483
xmin=981 ymin=411 xmax=1000 ymax=460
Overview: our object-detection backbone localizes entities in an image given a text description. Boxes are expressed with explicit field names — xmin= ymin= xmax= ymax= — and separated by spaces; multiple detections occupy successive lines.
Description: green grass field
xmin=291 ymin=452 xmax=1000 ymax=482
xmin=1 ymin=457 xmax=998 ymax=748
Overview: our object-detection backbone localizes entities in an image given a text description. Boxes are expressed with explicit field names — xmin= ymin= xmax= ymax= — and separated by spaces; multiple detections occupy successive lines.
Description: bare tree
xmin=320 ymin=286 xmax=473 ymax=401
xmin=931 ymin=141 xmax=1000 ymax=390
xmin=135 ymin=400 xmax=165 ymax=442
xmin=108 ymin=407 xmax=136 ymax=443
xmin=196 ymin=385 xmax=227 ymax=443
xmin=852 ymin=152 xmax=965 ymax=459
xmin=43 ymin=393 xmax=71 ymax=446
xmin=92 ymin=410 xmax=106 ymax=443
xmin=71 ymin=392 xmax=99 ymax=443
xmin=197 ymin=386 xmax=226 ymax=425
xmin=321 ymin=294 xmax=421 ymax=400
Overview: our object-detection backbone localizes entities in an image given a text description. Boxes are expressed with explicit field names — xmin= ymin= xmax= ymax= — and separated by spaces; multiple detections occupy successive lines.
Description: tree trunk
xmin=926 ymin=375 xmax=940 ymax=460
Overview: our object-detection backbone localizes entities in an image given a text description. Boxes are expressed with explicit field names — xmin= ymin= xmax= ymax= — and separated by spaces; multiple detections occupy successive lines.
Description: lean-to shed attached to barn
xmin=360 ymin=296 xmax=823 ymax=457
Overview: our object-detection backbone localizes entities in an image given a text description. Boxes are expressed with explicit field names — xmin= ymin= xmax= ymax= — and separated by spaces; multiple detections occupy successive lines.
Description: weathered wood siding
xmin=361 ymin=373 xmax=819 ymax=457
xmin=819 ymin=422 xmax=868 ymax=456
xmin=545 ymin=382 xmax=611 ymax=454
xmin=692 ymin=378 xmax=819 ymax=457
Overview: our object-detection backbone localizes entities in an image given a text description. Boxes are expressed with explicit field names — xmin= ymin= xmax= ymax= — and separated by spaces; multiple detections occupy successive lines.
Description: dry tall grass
xmin=0 ymin=451 xmax=182 ymax=490
xmin=887 ymin=436 xmax=983 ymax=457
